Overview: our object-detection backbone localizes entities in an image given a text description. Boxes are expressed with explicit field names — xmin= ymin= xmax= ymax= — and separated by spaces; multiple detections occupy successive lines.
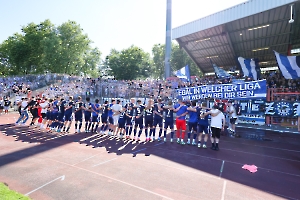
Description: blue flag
xmin=274 ymin=51 xmax=300 ymax=79
xmin=174 ymin=65 xmax=191 ymax=82
xmin=213 ymin=64 xmax=233 ymax=79
xmin=238 ymin=57 xmax=260 ymax=80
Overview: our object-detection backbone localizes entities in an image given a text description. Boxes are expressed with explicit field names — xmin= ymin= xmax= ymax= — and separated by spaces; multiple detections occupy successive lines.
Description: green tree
xmin=107 ymin=46 xmax=152 ymax=80
xmin=151 ymin=42 xmax=202 ymax=78
xmin=0 ymin=19 xmax=101 ymax=77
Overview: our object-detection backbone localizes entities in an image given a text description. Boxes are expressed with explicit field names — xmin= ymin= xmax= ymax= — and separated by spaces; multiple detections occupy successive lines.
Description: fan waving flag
xmin=173 ymin=65 xmax=191 ymax=82
xmin=238 ymin=57 xmax=260 ymax=80
xmin=213 ymin=64 xmax=233 ymax=79
xmin=274 ymin=51 xmax=300 ymax=79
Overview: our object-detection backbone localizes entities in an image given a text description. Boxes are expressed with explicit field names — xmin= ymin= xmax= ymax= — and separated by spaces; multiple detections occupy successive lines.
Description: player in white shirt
xmin=111 ymin=99 xmax=123 ymax=136
xmin=202 ymin=105 xmax=225 ymax=151
xmin=227 ymin=100 xmax=238 ymax=136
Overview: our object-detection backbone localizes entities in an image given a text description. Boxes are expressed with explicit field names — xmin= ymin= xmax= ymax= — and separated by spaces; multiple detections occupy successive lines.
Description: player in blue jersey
xmin=153 ymin=98 xmax=164 ymax=141
xmin=62 ymin=96 xmax=74 ymax=133
xmin=90 ymin=99 xmax=101 ymax=133
xmin=74 ymin=96 xmax=84 ymax=133
xmin=50 ymin=96 xmax=60 ymax=131
xmin=107 ymin=99 xmax=115 ymax=135
xmin=117 ymin=107 xmax=127 ymax=138
xmin=99 ymin=100 xmax=109 ymax=134
xmin=174 ymin=99 xmax=188 ymax=145
xmin=125 ymin=98 xmax=135 ymax=139
xmin=186 ymin=101 xmax=198 ymax=145
xmin=133 ymin=99 xmax=145 ymax=141
xmin=144 ymin=99 xmax=154 ymax=141
xmin=197 ymin=102 xmax=211 ymax=148
xmin=84 ymin=97 xmax=92 ymax=133
xmin=163 ymin=100 xmax=175 ymax=142
xmin=57 ymin=98 xmax=66 ymax=132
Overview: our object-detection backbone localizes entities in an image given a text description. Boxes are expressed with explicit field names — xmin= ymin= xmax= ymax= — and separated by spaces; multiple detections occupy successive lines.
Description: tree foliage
xmin=0 ymin=19 xmax=101 ymax=76
xmin=152 ymin=42 xmax=202 ymax=79
xmin=107 ymin=46 xmax=153 ymax=80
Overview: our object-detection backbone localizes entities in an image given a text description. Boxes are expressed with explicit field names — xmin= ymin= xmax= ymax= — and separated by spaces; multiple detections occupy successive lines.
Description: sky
xmin=0 ymin=0 xmax=246 ymax=59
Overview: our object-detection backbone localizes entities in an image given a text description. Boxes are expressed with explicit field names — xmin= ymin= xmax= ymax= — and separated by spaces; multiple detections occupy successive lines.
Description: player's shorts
xmin=41 ymin=113 xmax=47 ymax=119
xmin=51 ymin=112 xmax=58 ymax=121
xmin=64 ymin=113 xmax=73 ymax=121
xmin=108 ymin=116 xmax=114 ymax=124
xmin=164 ymin=120 xmax=174 ymax=129
xmin=85 ymin=114 xmax=91 ymax=122
xmin=144 ymin=118 xmax=153 ymax=127
xmin=126 ymin=116 xmax=133 ymax=126
xmin=230 ymin=117 xmax=238 ymax=124
xmin=101 ymin=115 xmax=108 ymax=123
xmin=75 ymin=112 xmax=83 ymax=122
xmin=188 ymin=122 xmax=197 ymax=132
xmin=135 ymin=117 xmax=144 ymax=129
xmin=153 ymin=118 xmax=163 ymax=127
xmin=58 ymin=113 xmax=65 ymax=122
xmin=176 ymin=119 xmax=186 ymax=131
xmin=113 ymin=115 xmax=120 ymax=125
xmin=118 ymin=120 xmax=126 ymax=129
xmin=211 ymin=127 xmax=221 ymax=139
xmin=198 ymin=124 xmax=209 ymax=134
xmin=92 ymin=115 xmax=99 ymax=123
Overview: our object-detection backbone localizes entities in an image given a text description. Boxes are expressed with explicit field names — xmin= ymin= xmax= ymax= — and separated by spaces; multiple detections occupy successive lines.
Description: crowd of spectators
xmin=2 ymin=69 xmax=300 ymax=105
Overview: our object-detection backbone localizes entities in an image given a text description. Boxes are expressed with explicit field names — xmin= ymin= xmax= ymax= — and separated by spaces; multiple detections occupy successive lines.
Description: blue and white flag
xmin=274 ymin=51 xmax=300 ymax=79
xmin=174 ymin=65 xmax=191 ymax=82
xmin=238 ymin=57 xmax=260 ymax=80
xmin=213 ymin=64 xmax=233 ymax=79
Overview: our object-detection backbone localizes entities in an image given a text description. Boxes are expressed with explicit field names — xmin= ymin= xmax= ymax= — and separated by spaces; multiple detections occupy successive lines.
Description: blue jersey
xmin=52 ymin=100 xmax=59 ymax=113
xmin=188 ymin=107 xmax=198 ymax=123
xmin=65 ymin=101 xmax=74 ymax=114
xmin=125 ymin=103 xmax=135 ymax=116
xmin=84 ymin=102 xmax=92 ymax=115
xmin=135 ymin=104 xmax=145 ymax=116
xmin=154 ymin=103 xmax=164 ymax=119
xmin=101 ymin=104 xmax=109 ymax=116
xmin=92 ymin=103 xmax=100 ymax=116
xmin=59 ymin=100 xmax=66 ymax=114
xmin=198 ymin=108 xmax=209 ymax=126
xmin=164 ymin=107 xmax=174 ymax=121
xmin=145 ymin=106 xmax=154 ymax=119
xmin=174 ymin=104 xmax=187 ymax=120
xmin=108 ymin=104 xmax=113 ymax=117
xmin=118 ymin=111 xmax=126 ymax=123
xmin=74 ymin=101 xmax=84 ymax=114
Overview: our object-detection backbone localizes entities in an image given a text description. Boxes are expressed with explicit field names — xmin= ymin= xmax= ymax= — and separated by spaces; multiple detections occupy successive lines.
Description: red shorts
xmin=176 ymin=119 xmax=186 ymax=131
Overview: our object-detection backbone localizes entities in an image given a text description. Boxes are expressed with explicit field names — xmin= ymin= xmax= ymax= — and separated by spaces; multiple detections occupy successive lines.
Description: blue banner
xmin=176 ymin=80 xmax=267 ymax=100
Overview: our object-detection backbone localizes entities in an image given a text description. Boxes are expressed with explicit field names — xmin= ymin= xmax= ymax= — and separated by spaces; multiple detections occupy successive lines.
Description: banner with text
xmin=176 ymin=80 xmax=267 ymax=100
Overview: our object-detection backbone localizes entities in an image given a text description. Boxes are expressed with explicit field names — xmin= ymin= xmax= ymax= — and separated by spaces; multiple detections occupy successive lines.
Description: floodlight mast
xmin=165 ymin=0 xmax=172 ymax=79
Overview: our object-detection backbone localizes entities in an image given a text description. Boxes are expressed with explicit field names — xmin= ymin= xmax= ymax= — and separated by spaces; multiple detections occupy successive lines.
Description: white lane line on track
xmin=25 ymin=175 xmax=65 ymax=196
xmin=221 ymin=180 xmax=227 ymax=200
xmin=93 ymin=158 xmax=118 ymax=167
xmin=47 ymin=158 xmax=174 ymax=200
xmin=150 ymin=147 xmax=300 ymax=177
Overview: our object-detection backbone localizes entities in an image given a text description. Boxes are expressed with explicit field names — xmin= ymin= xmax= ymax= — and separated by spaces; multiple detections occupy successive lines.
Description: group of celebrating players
xmin=15 ymin=95 xmax=231 ymax=151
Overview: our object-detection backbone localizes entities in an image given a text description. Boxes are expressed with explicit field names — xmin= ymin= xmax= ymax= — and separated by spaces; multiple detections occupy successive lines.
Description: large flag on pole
xmin=213 ymin=63 xmax=233 ymax=79
xmin=237 ymin=57 xmax=260 ymax=80
xmin=173 ymin=65 xmax=191 ymax=82
xmin=273 ymin=51 xmax=300 ymax=79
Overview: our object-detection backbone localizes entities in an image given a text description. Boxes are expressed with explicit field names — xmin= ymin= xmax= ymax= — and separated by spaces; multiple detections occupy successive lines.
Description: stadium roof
xmin=172 ymin=0 xmax=300 ymax=74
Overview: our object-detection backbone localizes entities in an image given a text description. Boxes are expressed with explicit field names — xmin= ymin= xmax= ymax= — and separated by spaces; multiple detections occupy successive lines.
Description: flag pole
xmin=165 ymin=0 xmax=172 ymax=79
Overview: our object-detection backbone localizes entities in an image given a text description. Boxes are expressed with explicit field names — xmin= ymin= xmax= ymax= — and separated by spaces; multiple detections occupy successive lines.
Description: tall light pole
xmin=164 ymin=0 xmax=172 ymax=79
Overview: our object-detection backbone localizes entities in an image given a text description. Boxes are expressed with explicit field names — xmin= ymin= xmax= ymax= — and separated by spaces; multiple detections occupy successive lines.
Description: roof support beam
xmin=236 ymin=43 xmax=289 ymax=53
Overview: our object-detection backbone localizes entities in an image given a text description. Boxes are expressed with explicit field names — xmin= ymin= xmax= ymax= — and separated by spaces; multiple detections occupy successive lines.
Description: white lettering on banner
xmin=224 ymin=92 xmax=235 ymax=98
xmin=265 ymin=102 xmax=275 ymax=115
xmin=240 ymin=102 xmax=248 ymax=111
xmin=239 ymin=83 xmax=261 ymax=91
xmin=252 ymin=104 xmax=259 ymax=111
